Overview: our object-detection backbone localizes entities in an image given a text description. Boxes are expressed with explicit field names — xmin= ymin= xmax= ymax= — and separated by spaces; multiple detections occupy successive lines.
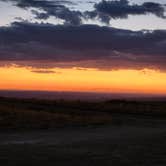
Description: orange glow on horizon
xmin=1 ymin=66 xmax=166 ymax=95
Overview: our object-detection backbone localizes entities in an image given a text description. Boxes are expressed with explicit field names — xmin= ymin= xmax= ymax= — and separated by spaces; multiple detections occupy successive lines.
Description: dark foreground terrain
xmin=1 ymin=118 xmax=166 ymax=166
xmin=0 ymin=97 xmax=166 ymax=165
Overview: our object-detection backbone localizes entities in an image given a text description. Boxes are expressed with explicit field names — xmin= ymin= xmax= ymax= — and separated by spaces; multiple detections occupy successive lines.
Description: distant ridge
xmin=0 ymin=90 xmax=166 ymax=101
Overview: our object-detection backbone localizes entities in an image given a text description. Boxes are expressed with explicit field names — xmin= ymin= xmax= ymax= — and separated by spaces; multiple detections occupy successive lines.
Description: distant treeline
xmin=0 ymin=97 xmax=166 ymax=115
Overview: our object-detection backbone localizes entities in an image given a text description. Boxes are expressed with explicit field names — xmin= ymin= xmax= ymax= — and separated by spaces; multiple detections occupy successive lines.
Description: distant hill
xmin=0 ymin=90 xmax=166 ymax=101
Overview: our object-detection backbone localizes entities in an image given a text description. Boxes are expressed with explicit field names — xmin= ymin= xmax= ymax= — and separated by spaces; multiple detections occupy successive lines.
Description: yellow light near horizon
xmin=1 ymin=66 xmax=166 ymax=95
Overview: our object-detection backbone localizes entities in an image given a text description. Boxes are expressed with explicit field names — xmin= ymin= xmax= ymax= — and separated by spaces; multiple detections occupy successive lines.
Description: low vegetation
xmin=0 ymin=97 xmax=166 ymax=129
xmin=0 ymin=97 xmax=112 ymax=129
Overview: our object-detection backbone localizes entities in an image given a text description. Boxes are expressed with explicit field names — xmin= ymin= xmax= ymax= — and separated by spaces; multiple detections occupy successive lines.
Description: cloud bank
xmin=0 ymin=21 xmax=166 ymax=70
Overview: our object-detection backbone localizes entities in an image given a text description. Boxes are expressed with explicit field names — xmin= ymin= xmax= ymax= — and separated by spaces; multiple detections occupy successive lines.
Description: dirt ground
xmin=0 ymin=114 xmax=166 ymax=166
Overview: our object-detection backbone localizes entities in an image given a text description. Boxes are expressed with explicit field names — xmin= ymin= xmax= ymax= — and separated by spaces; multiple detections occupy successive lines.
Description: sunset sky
xmin=0 ymin=0 xmax=166 ymax=95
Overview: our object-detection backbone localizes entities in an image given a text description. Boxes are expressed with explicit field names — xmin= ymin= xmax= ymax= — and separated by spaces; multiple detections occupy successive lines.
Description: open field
xmin=0 ymin=97 xmax=166 ymax=165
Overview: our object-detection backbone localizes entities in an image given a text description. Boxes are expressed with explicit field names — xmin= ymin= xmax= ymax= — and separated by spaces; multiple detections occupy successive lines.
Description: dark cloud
xmin=1 ymin=0 xmax=82 ymax=25
xmin=31 ymin=10 xmax=50 ymax=20
xmin=1 ymin=0 xmax=165 ymax=25
xmin=1 ymin=0 xmax=75 ymax=8
xmin=0 ymin=21 xmax=166 ymax=70
xmin=31 ymin=5 xmax=82 ymax=25
xmin=86 ymin=0 xmax=166 ymax=23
